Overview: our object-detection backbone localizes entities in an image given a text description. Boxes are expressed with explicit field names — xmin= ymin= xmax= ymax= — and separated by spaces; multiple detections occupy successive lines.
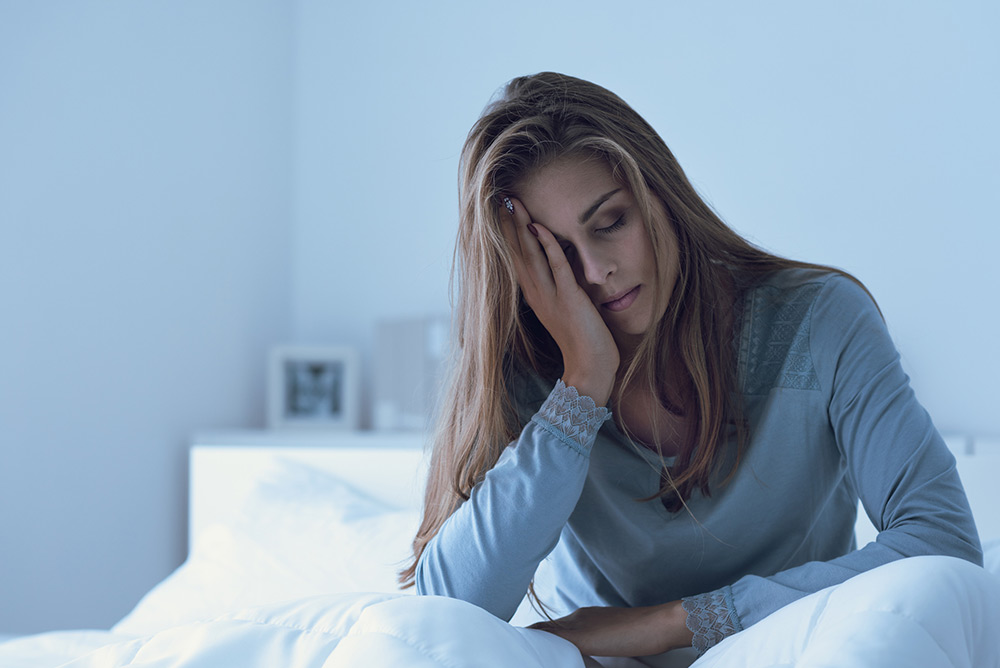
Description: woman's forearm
xmin=416 ymin=381 xmax=610 ymax=620
xmin=530 ymin=600 xmax=694 ymax=657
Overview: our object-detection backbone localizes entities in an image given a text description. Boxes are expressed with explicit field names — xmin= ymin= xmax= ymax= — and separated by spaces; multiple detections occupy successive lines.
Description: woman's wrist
xmin=561 ymin=366 xmax=615 ymax=409
xmin=657 ymin=600 xmax=694 ymax=652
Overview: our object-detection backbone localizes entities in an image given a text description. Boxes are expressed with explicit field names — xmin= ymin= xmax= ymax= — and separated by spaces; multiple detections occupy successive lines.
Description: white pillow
xmin=114 ymin=458 xmax=419 ymax=637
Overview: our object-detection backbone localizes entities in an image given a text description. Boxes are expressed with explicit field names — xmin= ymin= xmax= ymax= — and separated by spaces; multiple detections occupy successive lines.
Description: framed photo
xmin=267 ymin=345 xmax=361 ymax=430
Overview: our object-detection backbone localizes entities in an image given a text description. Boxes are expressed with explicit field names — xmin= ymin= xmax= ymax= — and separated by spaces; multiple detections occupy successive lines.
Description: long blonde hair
xmin=399 ymin=72 xmax=865 ymax=588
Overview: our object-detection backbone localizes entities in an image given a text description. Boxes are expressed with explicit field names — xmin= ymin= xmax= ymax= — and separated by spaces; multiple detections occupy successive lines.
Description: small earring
xmin=502 ymin=196 xmax=514 ymax=215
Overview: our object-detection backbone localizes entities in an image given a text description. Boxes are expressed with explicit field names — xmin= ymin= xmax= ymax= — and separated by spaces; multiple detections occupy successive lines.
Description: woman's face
xmin=515 ymin=155 xmax=678 ymax=350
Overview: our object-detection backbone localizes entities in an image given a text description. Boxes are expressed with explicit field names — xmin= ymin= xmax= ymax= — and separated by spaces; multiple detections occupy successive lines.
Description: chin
xmin=609 ymin=321 xmax=652 ymax=346
xmin=620 ymin=314 xmax=655 ymax=338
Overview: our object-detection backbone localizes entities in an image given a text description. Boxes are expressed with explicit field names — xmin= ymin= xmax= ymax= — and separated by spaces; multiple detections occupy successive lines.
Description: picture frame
xmin=267 ymin=345 xmax=361 ymax=430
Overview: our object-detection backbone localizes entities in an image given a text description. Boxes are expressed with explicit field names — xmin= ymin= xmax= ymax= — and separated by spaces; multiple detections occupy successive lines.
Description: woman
xmin=399 ymin=72 xmax=983 ymax=659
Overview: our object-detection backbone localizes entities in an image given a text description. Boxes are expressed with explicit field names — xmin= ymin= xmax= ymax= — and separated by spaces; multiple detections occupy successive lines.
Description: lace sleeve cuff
xmin=532 ymin=379 xmax=611 ymax=454
xmin=681 ymin=586 xmax=744 ymax=655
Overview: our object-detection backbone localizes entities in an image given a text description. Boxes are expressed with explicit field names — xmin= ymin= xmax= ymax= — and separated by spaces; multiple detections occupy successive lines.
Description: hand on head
xmin=500 ymin=195 xmax=619 ymax=406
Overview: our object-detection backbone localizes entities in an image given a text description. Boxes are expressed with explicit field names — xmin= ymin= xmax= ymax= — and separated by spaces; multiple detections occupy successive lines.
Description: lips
xmin=601 ymin=286 xmax=640 ymax=312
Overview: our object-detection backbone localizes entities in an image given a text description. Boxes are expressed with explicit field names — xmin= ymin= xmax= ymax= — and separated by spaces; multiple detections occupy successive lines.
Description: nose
xmin=573 ymin=245 xmax=615 ymax=287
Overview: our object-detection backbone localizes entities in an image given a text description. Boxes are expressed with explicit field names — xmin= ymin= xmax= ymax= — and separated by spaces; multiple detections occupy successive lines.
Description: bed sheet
xmin=0 ymin=630 xmax=125 ymax=668
xmin=2 ymin=555 xmax=998 ymax=668
xmin=2 ymin=458 xmax=998 ymax=667
xmin=57 ymin=593 xmax=584 ymax=668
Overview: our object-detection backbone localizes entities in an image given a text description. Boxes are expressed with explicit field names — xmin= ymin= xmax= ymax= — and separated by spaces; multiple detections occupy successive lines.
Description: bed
xmin=1 ymin=431 xmax=998 ymax=667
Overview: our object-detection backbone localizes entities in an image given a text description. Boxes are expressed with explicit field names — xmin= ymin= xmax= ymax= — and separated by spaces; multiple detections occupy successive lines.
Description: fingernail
xmin=527 ymin=223 xmax=538 ymax=237
xmin=502 ymin=196 xmax=514 ymax=215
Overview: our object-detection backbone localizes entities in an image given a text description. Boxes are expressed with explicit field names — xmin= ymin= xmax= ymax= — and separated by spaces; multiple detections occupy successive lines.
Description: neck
xmin=615 ymin=332 xmax=690 ymax=410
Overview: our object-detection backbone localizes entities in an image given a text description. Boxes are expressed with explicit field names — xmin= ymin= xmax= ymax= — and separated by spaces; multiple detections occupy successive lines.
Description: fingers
xmin=499 ymin=195 xmax=574 ymax=295
xmin=499 ymin=196 xmax=549 ymax=298
xmin=529 ymin=221 xmax=577 ymax=291
xmin=511 ymin=200 xmax=556 ymax=288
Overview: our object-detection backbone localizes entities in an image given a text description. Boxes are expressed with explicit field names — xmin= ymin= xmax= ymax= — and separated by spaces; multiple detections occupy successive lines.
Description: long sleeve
xmin=415 ymin=380 xmax=611 ymax=621
xmin=683 ymin=275 xmax=983 ymax=653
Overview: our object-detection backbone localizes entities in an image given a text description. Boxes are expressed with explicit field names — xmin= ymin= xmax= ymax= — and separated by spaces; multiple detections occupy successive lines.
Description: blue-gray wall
xmin=0 ymin=1 xmax=293 ymax=632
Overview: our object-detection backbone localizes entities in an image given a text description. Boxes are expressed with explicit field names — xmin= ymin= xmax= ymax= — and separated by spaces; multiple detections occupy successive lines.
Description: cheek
xmin=627 ymin=234 xmax=656 ymax=274
xmin=624 ymin=219 xmax=651 ymax=253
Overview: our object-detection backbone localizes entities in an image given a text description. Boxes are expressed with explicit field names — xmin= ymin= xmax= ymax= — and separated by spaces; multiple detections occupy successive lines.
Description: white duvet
xmin=3 ymin=458 xmax=998 ymax=667
xmin=55 ymin=594 xmax=580 ymax=668
xmin=3 ymin=555 xmax=998 ymax=668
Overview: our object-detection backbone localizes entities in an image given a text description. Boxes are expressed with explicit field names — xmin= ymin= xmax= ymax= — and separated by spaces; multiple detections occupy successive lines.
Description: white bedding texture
xmin=2 ymin=443 xmax=999 ymax=667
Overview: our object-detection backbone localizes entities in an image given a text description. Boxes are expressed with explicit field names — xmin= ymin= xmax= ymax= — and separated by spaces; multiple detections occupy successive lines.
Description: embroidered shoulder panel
xmin=738 ymin=282 xmax=822 ymax=395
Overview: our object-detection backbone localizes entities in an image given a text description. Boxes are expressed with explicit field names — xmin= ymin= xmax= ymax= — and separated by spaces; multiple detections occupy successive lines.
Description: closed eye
xmin=596 ymin=213 xmax=627 ymax=235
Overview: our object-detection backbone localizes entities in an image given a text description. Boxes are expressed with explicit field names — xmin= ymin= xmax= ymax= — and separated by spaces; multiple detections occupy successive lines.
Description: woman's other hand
xmin=529 ymin=602 xmax=693 ymax=658
xmin=501 ymin=196 xmax=619 ymax=407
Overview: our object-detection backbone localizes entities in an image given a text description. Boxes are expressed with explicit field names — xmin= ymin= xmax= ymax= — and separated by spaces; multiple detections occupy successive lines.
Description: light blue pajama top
xmin=415 ymin=268 xmax=983 ymax=652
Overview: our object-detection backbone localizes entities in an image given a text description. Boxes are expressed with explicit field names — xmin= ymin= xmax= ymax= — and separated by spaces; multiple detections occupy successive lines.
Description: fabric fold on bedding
xmin=59 ymin=593 xmax=587 ymax=668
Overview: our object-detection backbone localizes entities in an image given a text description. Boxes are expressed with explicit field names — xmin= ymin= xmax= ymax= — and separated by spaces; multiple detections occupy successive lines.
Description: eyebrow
xmin=580 ymin=188 xmax=622 ymax=224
